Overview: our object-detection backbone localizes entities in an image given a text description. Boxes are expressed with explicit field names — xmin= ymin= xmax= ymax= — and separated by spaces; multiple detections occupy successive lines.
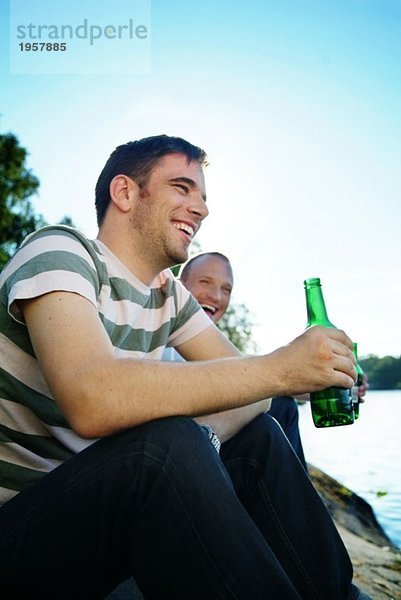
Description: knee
xmin=241 ymin=413 xmax=285 ymax=441
xmin=107 ymin=416 xmax=210 ymax=469
xmin=269 ymin=397 xmax=298 ymax=425
xmin=251 ymin=413 xmax=293 ymax=448
xmin=86 ymin=417 xmax=211 ymax=496
xmin=137 ymin=416 xmax=203 ymax=449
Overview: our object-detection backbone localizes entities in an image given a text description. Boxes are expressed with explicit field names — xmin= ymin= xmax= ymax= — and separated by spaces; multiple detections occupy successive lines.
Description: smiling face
xmin=132 ymin=153 xmax=208 ymax=271
xmin=181 ymin=254 xmax=233 ymax=324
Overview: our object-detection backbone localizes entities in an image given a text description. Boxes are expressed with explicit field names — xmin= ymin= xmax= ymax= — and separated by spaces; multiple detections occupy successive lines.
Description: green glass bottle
xmin=304 ymin=277 xmax=355 ymax=428
xmin=351 ymin=342 xmax=364 ymax=419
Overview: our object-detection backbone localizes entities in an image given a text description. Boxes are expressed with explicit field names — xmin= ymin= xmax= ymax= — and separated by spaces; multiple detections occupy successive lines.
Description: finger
xmin=324 ymin=327 xmax=354 ymax=352
xmin=358 ymin=383 xmax=368 ymax=402
xmin=330 ymin=370 xmax=355 ymax=390
xmin=333 ymin=354 xmax=357 ymax=385
xmin=330 ymin=340 xmax=356 ymax=365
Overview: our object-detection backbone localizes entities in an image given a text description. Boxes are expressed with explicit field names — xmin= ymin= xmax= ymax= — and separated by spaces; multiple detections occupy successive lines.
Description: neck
xmin=97 ymin=225 xmax=163 ymax=286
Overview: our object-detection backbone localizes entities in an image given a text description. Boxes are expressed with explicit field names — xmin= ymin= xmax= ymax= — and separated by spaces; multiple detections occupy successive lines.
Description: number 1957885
xmin=19 ymin=43 xmax=67 ymax=51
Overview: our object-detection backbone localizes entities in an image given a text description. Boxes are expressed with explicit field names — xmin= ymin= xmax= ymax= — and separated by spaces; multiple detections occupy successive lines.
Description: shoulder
xmin=3 ymin=225 xmax=105 ymax=280
xmin=1 ymin=226 xmax=106 ymax=322
xmin=19 ymin=225 xmax=100 ymax=262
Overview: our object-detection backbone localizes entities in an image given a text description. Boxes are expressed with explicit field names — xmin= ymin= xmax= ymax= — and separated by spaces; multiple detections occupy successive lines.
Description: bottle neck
xmin=304 ymin=282 xmax=335 ymax=328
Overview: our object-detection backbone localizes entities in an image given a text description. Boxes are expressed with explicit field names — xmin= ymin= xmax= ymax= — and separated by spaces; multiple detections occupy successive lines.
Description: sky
xmin=1 ymin=0 xmax=400 ymax=358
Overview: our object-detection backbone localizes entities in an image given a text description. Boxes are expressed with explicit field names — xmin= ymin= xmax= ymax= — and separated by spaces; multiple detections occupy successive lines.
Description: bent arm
xmin=175 ymin=326 xmax=271 ymax=442
xmin=21 ymin=291 xmax=356 ymax=439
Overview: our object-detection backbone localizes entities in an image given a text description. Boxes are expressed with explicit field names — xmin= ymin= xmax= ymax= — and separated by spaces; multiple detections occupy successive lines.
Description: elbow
xmin=49 ymin=362 xmax=149 ymax=438
xmin=66 ymin=393 xmax=124 ymax=438
xmin=53 ymin=379 xmax=121 ymax=439
xmin=68 ymin=413 xmax=106 ymax=439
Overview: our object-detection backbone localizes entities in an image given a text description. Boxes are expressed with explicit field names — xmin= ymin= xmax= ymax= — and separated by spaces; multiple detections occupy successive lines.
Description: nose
xmin=189 ymin=195 xmax=209 ymax=221
xmin=206 ymin=285 xmax=221 ymax=303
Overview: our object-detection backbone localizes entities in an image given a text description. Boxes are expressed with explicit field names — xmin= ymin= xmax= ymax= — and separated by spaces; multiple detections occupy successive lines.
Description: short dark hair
xmin=180 ymin=252 xmax=233 ymax=283
xmin=95 ymin=134 xmax=208 ymax=226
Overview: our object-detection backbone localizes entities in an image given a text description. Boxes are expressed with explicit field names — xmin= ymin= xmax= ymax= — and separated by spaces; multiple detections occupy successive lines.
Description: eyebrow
xmin=169 ymin=177 xmax=207 ymax=202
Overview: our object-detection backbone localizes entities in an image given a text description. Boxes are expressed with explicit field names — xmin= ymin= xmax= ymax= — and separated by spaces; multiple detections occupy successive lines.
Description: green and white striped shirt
xmin=0 ymin=226 xmax=211 ymax=505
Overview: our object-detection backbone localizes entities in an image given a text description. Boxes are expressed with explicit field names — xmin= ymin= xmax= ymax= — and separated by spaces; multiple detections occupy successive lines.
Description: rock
xmin=309 ymin=464 xmax=401 ymax=600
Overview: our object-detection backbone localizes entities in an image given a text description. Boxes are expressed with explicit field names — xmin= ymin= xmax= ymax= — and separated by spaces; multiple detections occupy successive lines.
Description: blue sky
xmin=1 ymin=0 xmax=400 ymax=357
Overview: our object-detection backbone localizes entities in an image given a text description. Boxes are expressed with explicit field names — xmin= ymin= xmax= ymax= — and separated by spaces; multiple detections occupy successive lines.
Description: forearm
xmin=294 ymin=393 xmax=310 ymax=401
xmin=60 ymin=355 xmax=283 ymax=438
xmin=194 ymin=398 xmax=272 ymax=443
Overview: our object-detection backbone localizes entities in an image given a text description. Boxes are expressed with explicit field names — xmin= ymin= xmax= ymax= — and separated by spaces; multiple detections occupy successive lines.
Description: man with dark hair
xmin=0 ymin=135 xmax=369 ymax=599
xmin=95 ymin=134 xmax=208 ymax=226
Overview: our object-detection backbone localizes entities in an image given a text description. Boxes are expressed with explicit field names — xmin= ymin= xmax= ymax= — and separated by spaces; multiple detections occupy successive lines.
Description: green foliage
xmin=0 ymin=131 xmax=74 ymax=270
xmin=360 ymin=354 xmax=401 ymax=390
xmin=0 ymin=133 xmax=42 ymax=268
xmin=217 ymin=302 xmax=258 ymax=354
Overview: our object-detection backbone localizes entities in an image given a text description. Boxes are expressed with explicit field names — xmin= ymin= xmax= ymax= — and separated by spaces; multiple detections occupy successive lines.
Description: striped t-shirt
xmin=0 ymin=225 xmax=211 ymax=506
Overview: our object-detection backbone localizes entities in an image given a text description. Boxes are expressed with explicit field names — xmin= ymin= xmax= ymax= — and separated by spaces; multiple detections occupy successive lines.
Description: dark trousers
xmin=0 ymin=414 xmax=358 ymax=599
xmin=269 ymin=396 xmax=307 ymax=469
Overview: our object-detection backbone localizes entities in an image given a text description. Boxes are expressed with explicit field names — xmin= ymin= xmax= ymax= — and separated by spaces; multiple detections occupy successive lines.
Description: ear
xmin=109 ymin=174 xmax=139 ymax=214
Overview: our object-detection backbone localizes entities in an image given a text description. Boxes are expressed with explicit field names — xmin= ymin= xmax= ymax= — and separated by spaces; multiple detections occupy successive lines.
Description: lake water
xmin=298 ymin=390 xmax=401 ymax=549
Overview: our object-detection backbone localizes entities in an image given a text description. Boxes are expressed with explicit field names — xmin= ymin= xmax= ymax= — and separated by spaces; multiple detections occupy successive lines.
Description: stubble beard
xmin=135 ymin=190 xmax=190 ymax=270
xmin=163 ymin=235 xmax=189 ymax=269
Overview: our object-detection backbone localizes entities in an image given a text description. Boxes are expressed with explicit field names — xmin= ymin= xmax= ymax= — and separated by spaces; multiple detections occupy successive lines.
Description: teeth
xmin=173 ymin=222 xmax=194 ymax=237
xmin=201 ymin=304 xmax=217 ymax=314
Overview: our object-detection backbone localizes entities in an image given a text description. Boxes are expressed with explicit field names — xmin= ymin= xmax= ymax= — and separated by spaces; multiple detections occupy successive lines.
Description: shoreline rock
xmin=309 ymin=464 xmax=401 ymax=600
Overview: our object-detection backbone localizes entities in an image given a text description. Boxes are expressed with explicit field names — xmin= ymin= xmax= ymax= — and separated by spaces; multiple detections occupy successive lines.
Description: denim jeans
xmin=268 ymin=396 xmax=307 ymax=469
xmin=0 ymin=414 xmax=359 ymax=599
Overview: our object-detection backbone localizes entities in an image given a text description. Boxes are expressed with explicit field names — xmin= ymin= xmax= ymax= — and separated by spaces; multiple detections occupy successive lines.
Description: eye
xmin=175 ymin=183 xmax=189 ymax=193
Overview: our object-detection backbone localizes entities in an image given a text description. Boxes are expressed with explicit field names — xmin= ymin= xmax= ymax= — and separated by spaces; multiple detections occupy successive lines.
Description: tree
xmin=0 ymin=132 xmax=74 ymax=270
xmin=360 ymin=354 xmax=401 ymax=390
xmin=217 ymin=302 xmax=258 ymax=354
xmin=0 ymin=132 xmax=44 ymax=269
